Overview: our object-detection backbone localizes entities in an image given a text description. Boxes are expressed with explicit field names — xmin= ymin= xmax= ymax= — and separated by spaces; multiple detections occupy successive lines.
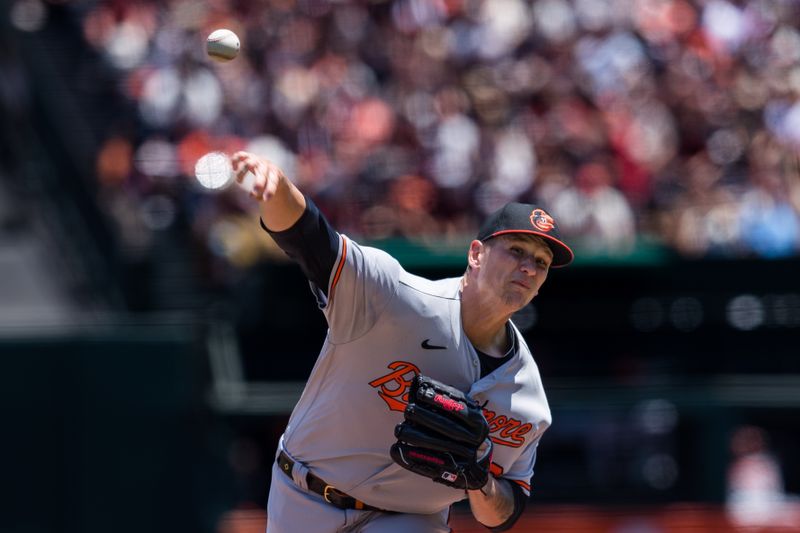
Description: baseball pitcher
xmin=232 ymin=151 xmax=574 ymax=532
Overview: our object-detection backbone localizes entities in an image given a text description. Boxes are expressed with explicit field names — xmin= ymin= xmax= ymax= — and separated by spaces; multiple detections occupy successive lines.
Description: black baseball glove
xmin=390 ymin=374 xmax=492 ymax=490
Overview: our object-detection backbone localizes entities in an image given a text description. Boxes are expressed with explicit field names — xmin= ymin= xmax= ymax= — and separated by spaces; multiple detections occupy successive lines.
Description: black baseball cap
xmin=477 ymin=203 xmax=574 ymax=267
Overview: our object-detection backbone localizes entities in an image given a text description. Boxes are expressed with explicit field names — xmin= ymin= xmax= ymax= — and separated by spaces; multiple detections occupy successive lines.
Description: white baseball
xmin=206 ymin=29 xmax=240 ymax=62
xmin=194 ymin=151 xmax=256 ymax=194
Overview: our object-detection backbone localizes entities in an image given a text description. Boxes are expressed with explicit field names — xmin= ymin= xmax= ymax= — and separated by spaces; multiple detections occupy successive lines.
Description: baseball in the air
xmin=206 ymin=29 xmax=240 ymax=62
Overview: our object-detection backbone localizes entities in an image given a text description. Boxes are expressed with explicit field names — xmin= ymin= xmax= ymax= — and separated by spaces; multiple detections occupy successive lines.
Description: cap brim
xmin=482 ymin=230 xmax=574 ymax=267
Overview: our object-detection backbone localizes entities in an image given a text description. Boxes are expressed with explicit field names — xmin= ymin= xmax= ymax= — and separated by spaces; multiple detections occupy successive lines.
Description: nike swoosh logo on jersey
xmin=421 ymin=339 xmax=447 ymax=350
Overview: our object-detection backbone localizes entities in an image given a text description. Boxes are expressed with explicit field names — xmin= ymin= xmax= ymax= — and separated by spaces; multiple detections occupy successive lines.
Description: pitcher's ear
xmin=467 ymin=240 xmax=484 ymax=269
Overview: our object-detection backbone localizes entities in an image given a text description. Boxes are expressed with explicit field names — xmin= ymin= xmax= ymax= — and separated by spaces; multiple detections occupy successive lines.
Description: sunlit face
xmin=472 ymin=234 xmax=553 ymax=312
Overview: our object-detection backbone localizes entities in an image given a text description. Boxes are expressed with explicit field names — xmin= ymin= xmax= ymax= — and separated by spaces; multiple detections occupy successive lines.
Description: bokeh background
xmin=2 ymin=0 xmax=800 ymax=531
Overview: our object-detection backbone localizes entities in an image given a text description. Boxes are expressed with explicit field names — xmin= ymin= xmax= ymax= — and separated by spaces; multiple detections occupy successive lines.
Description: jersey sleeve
xmin=322 ymin=235 xmax=401 ymax=344
xmin=499 ymin=432 xmax=544 ymax=498
xmin=262 ymin=197 xmax=401 ymax=343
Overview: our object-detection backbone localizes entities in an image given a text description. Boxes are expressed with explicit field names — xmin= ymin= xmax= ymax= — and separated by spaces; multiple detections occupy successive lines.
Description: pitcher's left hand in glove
xmin=390 ymin=374 xmax=493 ymax=490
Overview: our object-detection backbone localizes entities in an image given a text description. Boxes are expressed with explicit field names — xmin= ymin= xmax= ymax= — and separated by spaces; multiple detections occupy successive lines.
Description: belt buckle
xmin=323 ymin=484 xmax=338 ymax=504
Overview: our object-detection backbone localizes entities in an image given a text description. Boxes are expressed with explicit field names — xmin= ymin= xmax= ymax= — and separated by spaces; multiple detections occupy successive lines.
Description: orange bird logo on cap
xmin=530 ymin=209 xmax=555 ymax=232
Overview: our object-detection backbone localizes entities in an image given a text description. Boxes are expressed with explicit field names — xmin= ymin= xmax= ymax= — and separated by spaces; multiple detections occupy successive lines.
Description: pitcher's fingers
xmin=250 ymin=173 xmax=266 ymax=198
xmin=254 ymin=160 xmax=273 ymax=199
xmin=235 ymin=165 xmax=250 ymax=183
xmin=262 ymin=166 xmax=279 ymax=201
xmin=231 ymin=151 xmax=251 ymax=164
xmin=232 ymin=153 xmax=252 ymax=181
xmin=249 ymin=177 xmax=266 ymax=200
xmin=238 ymin=155 xmax=264 ymax=184
xmin=233 ymin=151 xmax=259 ymax=169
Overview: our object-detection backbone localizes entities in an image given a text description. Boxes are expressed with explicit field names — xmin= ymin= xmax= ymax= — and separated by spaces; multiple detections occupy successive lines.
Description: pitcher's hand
xmin=231 ymin=151 xmax=285 ymax=202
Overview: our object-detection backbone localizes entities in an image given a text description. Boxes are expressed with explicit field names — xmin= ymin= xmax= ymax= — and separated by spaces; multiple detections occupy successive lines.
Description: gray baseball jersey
xmin=279 ymin=234 xmax=552 ymax=514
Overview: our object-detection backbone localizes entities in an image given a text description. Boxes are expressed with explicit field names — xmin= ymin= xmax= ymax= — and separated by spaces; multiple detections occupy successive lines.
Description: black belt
xmin=277 ymin=450 xmax=385 ymax=512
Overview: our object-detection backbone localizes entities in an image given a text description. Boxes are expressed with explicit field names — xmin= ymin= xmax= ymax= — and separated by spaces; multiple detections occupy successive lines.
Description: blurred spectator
xmin=739 ymin=174 xmax=800 ymax=258
xmin=726 ymin=425 xmax=800 ymax=529
xmin=660 ymin=151 xmax=742 ymax=257
xmin=551 ymin=159 xmax=637 ymax=254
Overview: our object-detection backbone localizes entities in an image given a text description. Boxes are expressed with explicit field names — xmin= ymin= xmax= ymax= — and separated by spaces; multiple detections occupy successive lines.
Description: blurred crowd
xmin=16 ymin=0 xmax=800 ymax=278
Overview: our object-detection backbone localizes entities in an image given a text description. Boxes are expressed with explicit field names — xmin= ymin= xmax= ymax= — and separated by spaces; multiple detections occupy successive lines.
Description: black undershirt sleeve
xmin=259 ymin=195 xmax=339 ymax=298
xmin=486 ymin=479 xmax=528 ymax=532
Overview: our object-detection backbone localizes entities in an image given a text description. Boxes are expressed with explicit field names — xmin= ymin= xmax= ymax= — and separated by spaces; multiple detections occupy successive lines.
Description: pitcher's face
xmin=474 ymin=234 xmax=553 ymax=311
